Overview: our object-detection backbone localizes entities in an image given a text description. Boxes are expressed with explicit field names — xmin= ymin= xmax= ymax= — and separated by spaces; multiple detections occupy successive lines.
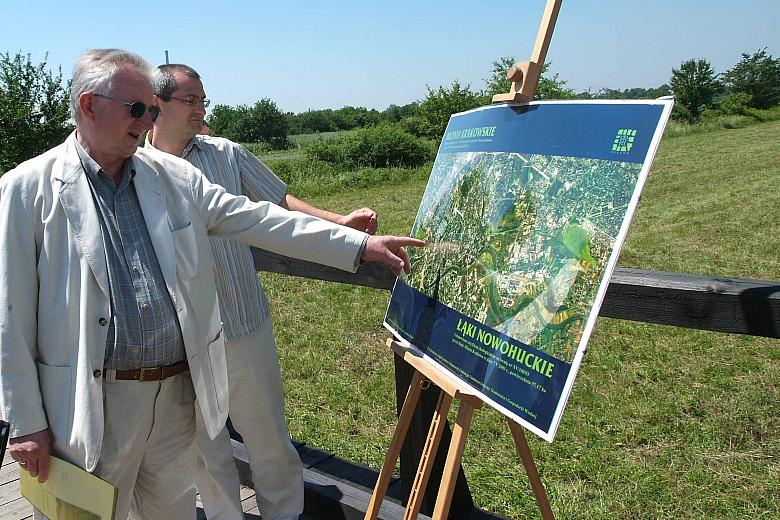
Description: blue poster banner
xmin=385 ymin=100 xmax=673 ymax=441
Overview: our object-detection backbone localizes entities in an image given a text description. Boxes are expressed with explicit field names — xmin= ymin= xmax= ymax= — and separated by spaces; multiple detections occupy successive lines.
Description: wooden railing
xmin=250 ymin=248 xmax=780 ymax=518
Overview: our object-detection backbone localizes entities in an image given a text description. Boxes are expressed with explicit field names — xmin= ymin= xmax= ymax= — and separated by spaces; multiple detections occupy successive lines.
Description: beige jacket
xmin=0 ymin=133 xmax=365 ymax=471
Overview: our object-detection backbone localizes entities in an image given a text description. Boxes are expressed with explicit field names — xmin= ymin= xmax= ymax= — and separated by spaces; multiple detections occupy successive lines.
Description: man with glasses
xmin=0 ymin=49 xmax=421 ymax=519
xmin=147 ymin=63 xmax=377 ymax=520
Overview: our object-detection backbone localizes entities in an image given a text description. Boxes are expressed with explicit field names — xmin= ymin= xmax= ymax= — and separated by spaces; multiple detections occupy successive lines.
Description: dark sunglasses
xmin=92 ymin=93 xmax=160 ymax=122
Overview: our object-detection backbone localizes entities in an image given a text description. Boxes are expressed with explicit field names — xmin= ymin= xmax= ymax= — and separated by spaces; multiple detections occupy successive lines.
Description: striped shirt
xmin=76 ymin=141 xmax=186 ymax=369
xmin=145 ymin=135 xmax=286 ymax=341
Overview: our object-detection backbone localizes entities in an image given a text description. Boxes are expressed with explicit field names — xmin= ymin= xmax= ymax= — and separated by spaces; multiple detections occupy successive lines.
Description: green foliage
xmin=0 ymin=52 xmax=72 ymax=173
xmin=264 ymin=155 xmax=431 ymax=198
xmin=484 ymin=56 xmax=576 ymax=100
xmin=722 ymin=48 xmax=780 ymax=109
xmin=535 ymin=64 xmax=576 ymax=100
xmin=484 ymin=56 xmax=515 ymax=97
xmin=305 ymin=123 xmax=433 ymax=169
xmin=285 ymin=104 xmax=416 ymax=134
xmin=670 ymin=59 xmax=721 ymax=122
xmin=415 ymin=81 xmax=488 ymax=140
xmin=711 ymin=92 xmax=755 ymax=116
xmin=579 ymin=84 xmax=672 ymax=100
xmin=206 ymin=98 xmax=289 ymax=149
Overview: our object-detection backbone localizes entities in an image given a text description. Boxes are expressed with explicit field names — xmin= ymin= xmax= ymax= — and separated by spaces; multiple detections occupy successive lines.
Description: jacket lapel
xmin=55 ymin=134 xmax=110 ymax=298
xmin=133 ymin=160 xmax=178 ymax=302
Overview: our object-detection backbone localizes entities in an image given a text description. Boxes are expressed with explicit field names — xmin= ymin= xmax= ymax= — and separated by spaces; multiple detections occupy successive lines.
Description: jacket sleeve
xmin=0 ymin=174 xmax=48 ymax=438
xmin=188 ymin=166 xmax=367 ymax=273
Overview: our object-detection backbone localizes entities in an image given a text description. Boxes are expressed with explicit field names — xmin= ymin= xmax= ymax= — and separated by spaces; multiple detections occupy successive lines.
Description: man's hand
xmin=362 ymin=236 xmax=426 ymax=276
xmin=340 ymin=208 xmax=378 ymax=235
xmin=9 ymin=429 xmax=51 ymax=482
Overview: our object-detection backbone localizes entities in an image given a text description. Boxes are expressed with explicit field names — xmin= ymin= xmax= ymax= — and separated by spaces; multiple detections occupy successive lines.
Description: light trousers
xmin=196 ymin=320 xmax=304 ymax=520
xmin=34 ymin=372 xmax=197 ymax=520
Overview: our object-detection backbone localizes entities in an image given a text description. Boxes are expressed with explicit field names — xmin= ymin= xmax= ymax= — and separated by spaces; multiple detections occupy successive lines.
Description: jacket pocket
xmin=170 ymin=222 xmax=199 ymax=279
xmin=36 ymin=361 xmax=74 ymax=445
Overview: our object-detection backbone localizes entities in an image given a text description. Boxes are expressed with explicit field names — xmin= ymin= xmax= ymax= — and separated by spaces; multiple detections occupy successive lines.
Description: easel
xmin=365 ymin=341 xmax=553 ymax=519
xmin=366 ymin=2 xmax=562 ymax=518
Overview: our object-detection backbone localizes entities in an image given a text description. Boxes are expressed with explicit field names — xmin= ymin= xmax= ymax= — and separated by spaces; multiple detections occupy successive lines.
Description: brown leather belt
xmin=109 ymin=360 xmax=189 ymax=382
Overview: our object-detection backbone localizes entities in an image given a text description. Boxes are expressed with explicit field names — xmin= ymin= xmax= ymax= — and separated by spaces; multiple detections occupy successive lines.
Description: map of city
xmin=404 ymin=151 xmax=641 ymax=363
xmin=385 ymin=101 xmax=672 ymax=439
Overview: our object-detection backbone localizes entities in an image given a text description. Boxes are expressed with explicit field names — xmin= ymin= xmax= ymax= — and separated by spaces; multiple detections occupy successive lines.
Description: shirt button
xmin=93 ymin=369 xmax=102 ymax=378
xmin=142 ymin=303 xmax=150 ymax=310
xmin=99 ymin=317 xmax=108 ymax=326
xmin=132 ymin=266 xmax=139 ymax=272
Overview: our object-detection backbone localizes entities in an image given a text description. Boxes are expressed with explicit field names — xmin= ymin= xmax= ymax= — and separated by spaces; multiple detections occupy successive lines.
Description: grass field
xmin=262 ymin=120 xmax=779 ymax=518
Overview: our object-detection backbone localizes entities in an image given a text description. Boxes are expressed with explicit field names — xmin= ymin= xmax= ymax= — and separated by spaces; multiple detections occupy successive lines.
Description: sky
xmin=1 ymin=1 xmax=778 ymax=114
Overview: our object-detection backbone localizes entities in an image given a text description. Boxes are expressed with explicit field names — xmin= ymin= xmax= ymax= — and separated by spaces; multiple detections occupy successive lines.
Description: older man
xmin=0 ymin=49 xmax=422 ymax=519
xmin=146 ymin=63 xmax=377 ymax=520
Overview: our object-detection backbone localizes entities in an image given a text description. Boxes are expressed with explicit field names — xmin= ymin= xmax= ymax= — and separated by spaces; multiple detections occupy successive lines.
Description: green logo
xmin=612 ymin=128 xmax=637 ymax=153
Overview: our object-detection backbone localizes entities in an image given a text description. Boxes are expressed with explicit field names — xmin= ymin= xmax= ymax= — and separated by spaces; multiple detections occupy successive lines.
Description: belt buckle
xmin=138 ymin=367 xmax=159 ymax=382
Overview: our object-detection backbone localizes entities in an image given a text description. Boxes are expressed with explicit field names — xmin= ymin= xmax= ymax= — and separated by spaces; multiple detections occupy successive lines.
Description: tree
xmin=586 ymin=85 xmax=672 ymax=100
xmin=246 ymin=98 xmax=289 ymax=148
xmin=484 ymin=56 xmax=575 ymax=100
xmin=206 ymin=104 xmax=243 ymax=139
xmin=206 ymin=98 xmax=289 ymax=149
xmin=670 ymin=59 xmax=720 ymax=122
xmin=722 ymin=48 xmax=780 ymax=109
xmin=0 ymin=52 xmax=72 ymax=173
xmin=415 ymin=81 xmax=488 ymax=140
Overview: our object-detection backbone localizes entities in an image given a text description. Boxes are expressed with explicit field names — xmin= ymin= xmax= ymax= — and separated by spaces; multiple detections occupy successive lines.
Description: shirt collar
xmin=144 ymin=131 xmax=201 ymax=159
xmin=74 ymin=136 xmax=136 ymax=188
xmin=180 ymin=136 xmax=201 ymax=159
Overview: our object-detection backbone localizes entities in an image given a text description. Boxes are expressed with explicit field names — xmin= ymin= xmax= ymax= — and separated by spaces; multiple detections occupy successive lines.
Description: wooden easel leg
xmin=507 ymin=419 xmax=555 ymax=520
xmin=365 ymin=370 xmax=426 ymax=520
xmin=403 ymin=390 xmax=453 ymax=520
xmin=431 ymin=401 xmax=477 ymax=520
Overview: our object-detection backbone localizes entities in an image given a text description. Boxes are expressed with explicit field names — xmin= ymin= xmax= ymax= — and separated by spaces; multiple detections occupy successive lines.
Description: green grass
xmin=261 ymin=120 xmax=780 ymax=518
xmin=288 ymin=130 xmax=353 ymax=148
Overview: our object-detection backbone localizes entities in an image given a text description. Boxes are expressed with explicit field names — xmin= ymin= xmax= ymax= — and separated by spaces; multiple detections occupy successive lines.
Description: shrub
xmin=714 ymin=92 xmax=754 ymax=116
xmin=0 ymin=52 xmax=72 ymax=173
xmin=306 ymin=124 xmax=433 ymax=169
xmin=722 ymin=48 xmax=780 ymax=109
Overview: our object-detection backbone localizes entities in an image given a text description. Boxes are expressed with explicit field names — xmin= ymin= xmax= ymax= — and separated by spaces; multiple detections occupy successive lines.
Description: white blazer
xmin=0 ymin=133 xmax=366 ymax=472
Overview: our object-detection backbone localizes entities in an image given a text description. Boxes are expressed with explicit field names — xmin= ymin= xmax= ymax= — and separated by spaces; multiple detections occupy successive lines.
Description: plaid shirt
xmin=146 ymin=135 xmax=286 ymax=341
xmin=77 ymin=141 xmax=185 ymax=369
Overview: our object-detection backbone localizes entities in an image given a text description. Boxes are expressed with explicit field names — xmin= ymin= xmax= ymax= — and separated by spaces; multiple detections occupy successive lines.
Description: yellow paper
xmin=19 ymin=455 xmax=117 ymax=520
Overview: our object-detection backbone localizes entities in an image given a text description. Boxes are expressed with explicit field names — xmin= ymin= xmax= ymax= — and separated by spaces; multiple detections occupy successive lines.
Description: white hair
xmin=70 ymin=49 xmax=152 ymax=121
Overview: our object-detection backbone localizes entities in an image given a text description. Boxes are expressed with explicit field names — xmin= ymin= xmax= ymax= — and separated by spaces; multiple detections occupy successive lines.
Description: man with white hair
xmin=0 ymin=48 xmax=422 ymax=519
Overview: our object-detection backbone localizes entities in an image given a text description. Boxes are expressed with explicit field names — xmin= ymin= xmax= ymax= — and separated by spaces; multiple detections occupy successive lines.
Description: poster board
xmin=385 ymin=100 xmax=673 ymax=442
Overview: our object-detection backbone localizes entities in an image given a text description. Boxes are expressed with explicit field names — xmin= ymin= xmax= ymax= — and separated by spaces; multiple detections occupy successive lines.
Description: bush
xmin=206 ymin=98 xmax=289 ymax=149
xmin=0 ymin=52 xmax=72 ymax=173
xmin=240 ymin=141 xmax=273 ymax=156
xmin=415 ymin=81 xmax=488 ymax=140
xmin=306 ymin=124 xmax=433 ymax=169
xmin=722 ymin=48 xmax=780 ymax=109
xmin=670 ymin=59 xmax=721 ymax=123
xmin=264 ymin=155 xmax=432 ymax=199
xmin=714 ymin=92 xmax=754 ymax=116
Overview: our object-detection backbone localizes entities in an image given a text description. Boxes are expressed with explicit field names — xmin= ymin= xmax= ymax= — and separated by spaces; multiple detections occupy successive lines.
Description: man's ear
xmin=78 ymin=92 xmax=96 ymax=122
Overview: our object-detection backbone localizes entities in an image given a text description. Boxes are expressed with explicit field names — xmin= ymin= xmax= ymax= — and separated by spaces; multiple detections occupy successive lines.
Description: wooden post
xmin=492 ymin=0 xmax=563 ymax=103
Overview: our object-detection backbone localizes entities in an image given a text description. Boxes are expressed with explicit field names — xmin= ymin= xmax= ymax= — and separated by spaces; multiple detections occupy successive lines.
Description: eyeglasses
xmin=168 ymin=96 xmax=211 ymax=108
xmin=92 ymin=93 xmax=160 ymax=122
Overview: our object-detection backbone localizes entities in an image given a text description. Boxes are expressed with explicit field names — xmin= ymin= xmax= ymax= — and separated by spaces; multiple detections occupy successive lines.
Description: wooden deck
xmin=0 ymin=455 xmax=263 ymax=519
